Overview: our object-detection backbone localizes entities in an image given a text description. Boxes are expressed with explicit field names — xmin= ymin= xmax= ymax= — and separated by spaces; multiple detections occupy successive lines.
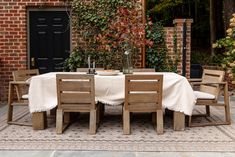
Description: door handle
xmin=31 ymin=57 xmax=35 ymax=67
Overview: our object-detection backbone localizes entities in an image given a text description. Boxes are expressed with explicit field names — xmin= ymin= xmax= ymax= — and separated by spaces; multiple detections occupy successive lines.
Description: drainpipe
xmin=141 ymin=0 xmax=146 ymax=68
xmin=182 ymin=19 xmax=187 ymax=77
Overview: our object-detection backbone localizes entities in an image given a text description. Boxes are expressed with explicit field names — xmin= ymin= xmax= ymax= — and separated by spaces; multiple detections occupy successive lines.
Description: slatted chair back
xmin=200 ymin=69 xmax=225 ymax=99
xmin=125 ymin=75 xmax=163 ymax=112
xmin=56 ymin=74 xmax=95 ymax=111
xmin=133 ymin=68 xmax=155 ymax=72
xmin=12 ymin=69 xmax=39 ymax=100
xmin=13 ymin=69 xmax=39 ymax=81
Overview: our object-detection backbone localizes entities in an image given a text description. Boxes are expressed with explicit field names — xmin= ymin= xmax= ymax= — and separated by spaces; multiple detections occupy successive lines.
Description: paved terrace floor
xmin=0 ymin=94 xmax=235 ymax=157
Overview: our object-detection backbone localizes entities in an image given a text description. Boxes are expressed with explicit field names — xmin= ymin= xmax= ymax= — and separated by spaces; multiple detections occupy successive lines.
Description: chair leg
xmin=188 ymin=116 xmax=192 ymax=127
xmin=96 ymin=104 xmax=101 ymax=125
xmin=225 ymin=104 xmax=231 ymax=124
xmin=102 ymin=103 xmax=105 ymax=117
xmin=156 ymin=110 xmax=164 ymax=135
xmin=206 ymin=106 xmax=210 ymax=116
xmin=98 ymin=103 xmax=105 ymax=121
xmin=224 ymin=87 xmax=231 ymax=124
xmin=7 ymin=104 xmax=13 ymax=123
xmin=7 ymin=83 xmax=14 ymax=123
xmin=89 ymin=109 xmax=97 ymax=134
xmin=152 ymin=112 xmax=156 ymax=124
xmin=56 ymin=109 xmax=63 ymax=134
xmin=123 ymin=107 xmax=130 ymax=135
xmin=64 ymin=112 xmax=70 ymax=125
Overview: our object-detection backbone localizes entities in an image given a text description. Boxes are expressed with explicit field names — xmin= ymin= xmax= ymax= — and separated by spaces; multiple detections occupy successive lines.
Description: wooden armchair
xmin=123 ymin=74 xmax=164 ymax=135
xmin=7 ymin=69 xmax=39 ymax=126
xmin=56 ymin=74 xmax=99 ymax=134
xmin=188 ymin=69 xmax=231 ymax=127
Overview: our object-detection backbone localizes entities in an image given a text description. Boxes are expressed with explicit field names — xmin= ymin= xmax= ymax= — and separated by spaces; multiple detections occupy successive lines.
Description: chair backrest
xmin=12 ymin=69 xmax=39 ymax=81
xmin=133 ymin=68 xmax=155 ymax=72
xmin=200 ymin=69 xmax=225 ymax=98
xmin=56 ymin=74 xmax=95 ymax=110
xmin=12 ymin=69 xmax=39 ymax=100
xmin=125 ymin=74 xmax=163 ymax=112
xmin=76 ymin=68 xmax=104 ymax=72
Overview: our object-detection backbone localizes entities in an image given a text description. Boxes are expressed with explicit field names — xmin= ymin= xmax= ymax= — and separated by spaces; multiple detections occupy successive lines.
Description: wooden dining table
xmin=27 ymin=72 xmax=196 ymax=131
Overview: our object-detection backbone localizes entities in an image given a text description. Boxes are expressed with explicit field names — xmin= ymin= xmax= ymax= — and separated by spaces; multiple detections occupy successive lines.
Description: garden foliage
xmin=214 ymin=13 xmax=235 ymax=81
xmin=64 ymin=0 xmax=178 ymax=72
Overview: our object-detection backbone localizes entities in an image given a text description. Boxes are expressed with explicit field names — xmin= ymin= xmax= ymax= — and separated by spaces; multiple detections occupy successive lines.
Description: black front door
xmin=29 ymin=11 xmax=70 ymax=73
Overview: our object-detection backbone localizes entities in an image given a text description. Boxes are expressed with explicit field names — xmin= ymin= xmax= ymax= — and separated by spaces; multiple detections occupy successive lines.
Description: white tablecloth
xmin=28 ymin=72 xmax=196 ymax=115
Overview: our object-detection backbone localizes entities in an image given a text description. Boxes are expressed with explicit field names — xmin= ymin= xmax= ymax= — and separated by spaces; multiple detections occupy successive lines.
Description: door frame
xmin=27 ymin=7 xmax=72 ymax=69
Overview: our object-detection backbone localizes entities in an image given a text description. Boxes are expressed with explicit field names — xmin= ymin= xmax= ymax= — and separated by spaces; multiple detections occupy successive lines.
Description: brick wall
xmin=0 ymin=0 xmax=193 ymax=101
xmin=0 ymin=0 xmax=73 ymax=101
xmin=165 ymin=19 xmax=193 ymax=79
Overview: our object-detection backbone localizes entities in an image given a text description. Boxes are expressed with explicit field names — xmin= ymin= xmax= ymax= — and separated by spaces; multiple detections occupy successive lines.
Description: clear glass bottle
xmin=123 ymin=49 xmax=133 ymax=74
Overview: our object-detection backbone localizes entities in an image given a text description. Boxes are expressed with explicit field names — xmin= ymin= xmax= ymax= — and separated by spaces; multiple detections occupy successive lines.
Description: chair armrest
xmin=188 ymin=79 xmax=202 ymax=90
xmin=190 ymin=82 xmax=227 ymax=86
xmin=9 ymin=81 xmax=30 ymax=101
xmin=9 ymin=81 xmax=30 ymax=85
xmin=188 ymin=78 xmax=202 ymax=82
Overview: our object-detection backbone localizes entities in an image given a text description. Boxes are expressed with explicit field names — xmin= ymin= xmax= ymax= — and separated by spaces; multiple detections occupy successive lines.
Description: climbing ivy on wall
xmin=145 ymin=20 xmax=178 ymax=72
xmin=64 ymin=0 xmax=177 ymax=72
xmin=66 ymin=0 xmax=147 ymax=70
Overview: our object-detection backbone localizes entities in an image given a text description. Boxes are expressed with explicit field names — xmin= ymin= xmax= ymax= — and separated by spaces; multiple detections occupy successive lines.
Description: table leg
xmin=32 ymin=112 xmax=47 ymax=130
xmin=173 ymin=111 xmax=185 ymax=131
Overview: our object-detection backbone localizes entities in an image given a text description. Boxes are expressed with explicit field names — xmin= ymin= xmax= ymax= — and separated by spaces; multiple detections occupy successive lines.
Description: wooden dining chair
xmin=7 ymin=69 xmax=39 ymax=126
xmin=133 ymin=68 xmax=155 ymax=72
xmin=123 ymin=74 xmax=164 ymax=135
xmin=188 ymin=69 xmax=231 ymax=127
xmin=56 ymin=74 xmax=99 ymax=134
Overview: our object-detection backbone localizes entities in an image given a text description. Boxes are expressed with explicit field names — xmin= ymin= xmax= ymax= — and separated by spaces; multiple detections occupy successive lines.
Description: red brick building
xmin=0 ymin=0 xmax=193 ymax=101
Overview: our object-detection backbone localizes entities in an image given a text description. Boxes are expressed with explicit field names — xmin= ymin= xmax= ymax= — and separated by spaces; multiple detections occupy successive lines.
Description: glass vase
xmin=123 ymin=50 xmax=133 ymax=74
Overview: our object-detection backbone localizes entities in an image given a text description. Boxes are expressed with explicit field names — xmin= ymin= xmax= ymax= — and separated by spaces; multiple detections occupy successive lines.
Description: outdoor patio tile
xmin=189 ymin=152 xmax=235 ymax=157
xmin=1 ymin=151 xmax=235 ymax=157
xmin=137 ymin=152 xmax=182 ymax=157
xmin=136 ymin=152 xmax=235 ymax=157
xmin=0 ymin=151 xmax=54 ymax=157
xmin=53 ymin=151 xmax=136 ymax=157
